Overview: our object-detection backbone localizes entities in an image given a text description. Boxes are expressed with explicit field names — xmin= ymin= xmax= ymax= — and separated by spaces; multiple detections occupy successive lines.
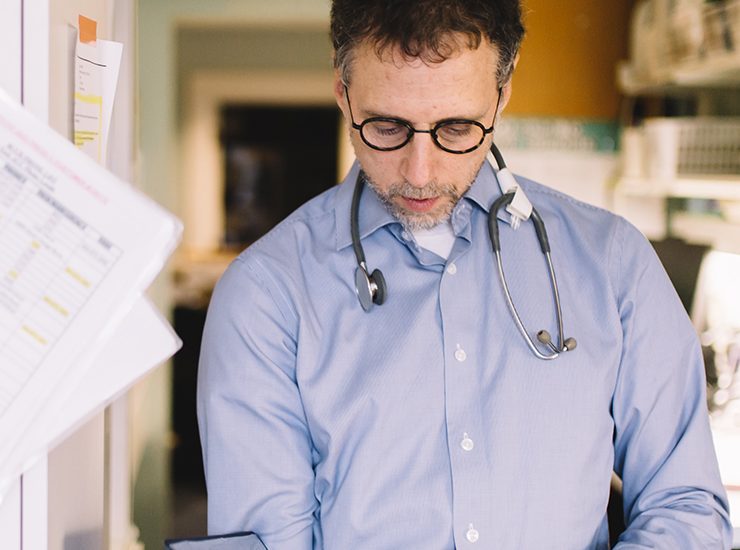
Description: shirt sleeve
xmin=197 ymin=256 xmax=317 ymax=550
xmin=610 ymin=220 xmax=732 ymax=549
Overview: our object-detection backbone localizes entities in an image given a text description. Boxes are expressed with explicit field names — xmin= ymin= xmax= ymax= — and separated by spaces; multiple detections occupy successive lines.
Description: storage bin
xmin=643 ymin=117 xmax=740 ymax=178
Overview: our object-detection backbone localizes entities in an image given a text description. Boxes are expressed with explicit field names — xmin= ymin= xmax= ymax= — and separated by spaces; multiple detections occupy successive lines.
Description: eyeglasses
xmin=344 ymin=86 xmax=499 ymax=155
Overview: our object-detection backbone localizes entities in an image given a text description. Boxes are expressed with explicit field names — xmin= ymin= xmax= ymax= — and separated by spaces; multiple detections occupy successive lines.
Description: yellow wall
xmin=508 ymin=0 xmax=635 ymax=119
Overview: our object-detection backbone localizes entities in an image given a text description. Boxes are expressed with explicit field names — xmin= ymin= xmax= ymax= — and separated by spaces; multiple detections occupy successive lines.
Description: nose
xmin=400 ymin=133 xmax=436 ymax=188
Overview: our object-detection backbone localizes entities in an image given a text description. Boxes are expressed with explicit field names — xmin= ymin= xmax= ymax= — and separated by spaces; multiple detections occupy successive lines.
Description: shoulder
xmin=222 ymin=183 xmax=342 ymax=293
xmin=513 ymin=174 xmax=656 ymax=295
xmin=241 ymin=184 xmax=341 ymax=262
xmin=516 ymin=174 xmax=649 ymax=248
xmin=211 ymin=184 xmax=343 ymax=320
xmin=515 ymin=175 xmax=621 ymax=230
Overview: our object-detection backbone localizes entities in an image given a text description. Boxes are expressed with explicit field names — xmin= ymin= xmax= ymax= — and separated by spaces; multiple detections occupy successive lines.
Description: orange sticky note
xmin=79 ymin=15 xmax=97 ymax=44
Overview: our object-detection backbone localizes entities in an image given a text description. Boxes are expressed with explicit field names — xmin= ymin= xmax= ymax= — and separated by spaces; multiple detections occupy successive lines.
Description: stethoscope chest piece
xmin=354 ymin=264 xmax=386 ymax=312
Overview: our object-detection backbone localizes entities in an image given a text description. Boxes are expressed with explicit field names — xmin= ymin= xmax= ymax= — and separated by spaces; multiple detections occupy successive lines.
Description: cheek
xmin=447 ymin=154 xmax=489 ymax=193
xmin=353 ymin=147 xmax=402 ymax=187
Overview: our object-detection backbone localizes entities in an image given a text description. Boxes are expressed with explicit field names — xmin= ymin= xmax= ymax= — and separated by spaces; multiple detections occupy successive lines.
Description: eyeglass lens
xmin=361 ymin=120 xmax=485 ymax=153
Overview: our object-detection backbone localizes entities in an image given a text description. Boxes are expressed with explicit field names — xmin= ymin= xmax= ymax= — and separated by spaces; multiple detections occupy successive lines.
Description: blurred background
xmin=3 ymin=0 xmax=740 ymax=548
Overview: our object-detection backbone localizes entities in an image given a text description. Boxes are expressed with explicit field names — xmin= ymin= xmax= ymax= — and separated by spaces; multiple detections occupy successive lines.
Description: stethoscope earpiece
xmin=537 ymin=330 xmax=577 ymax=354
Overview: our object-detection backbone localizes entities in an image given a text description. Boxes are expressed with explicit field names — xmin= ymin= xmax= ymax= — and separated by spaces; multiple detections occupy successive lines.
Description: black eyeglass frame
xmin=344 ymin=85 xmax=502 ymax=155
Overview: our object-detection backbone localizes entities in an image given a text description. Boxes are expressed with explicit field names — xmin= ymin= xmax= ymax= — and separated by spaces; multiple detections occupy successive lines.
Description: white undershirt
xmin=411 ymin=221 xmax=456 ymax=260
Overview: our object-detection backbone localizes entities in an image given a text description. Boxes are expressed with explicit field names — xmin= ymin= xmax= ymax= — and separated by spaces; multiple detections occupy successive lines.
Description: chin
xmin=396 ymin=208 xmax=452 ymax=231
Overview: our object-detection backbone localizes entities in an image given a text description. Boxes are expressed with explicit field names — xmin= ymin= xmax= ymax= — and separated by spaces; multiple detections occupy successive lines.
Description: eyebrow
xmin=361 ymin=107 xmax=490 ymax=125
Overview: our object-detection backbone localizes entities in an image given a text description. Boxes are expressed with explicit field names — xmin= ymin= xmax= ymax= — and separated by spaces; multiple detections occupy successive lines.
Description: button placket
xmin=439 ymin=242 xmax=489 ymax=550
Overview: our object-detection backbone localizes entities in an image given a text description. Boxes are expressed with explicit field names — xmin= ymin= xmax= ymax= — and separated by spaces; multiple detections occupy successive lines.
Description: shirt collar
xmin=463 ymin=158 xmax=517 ymax=228
xmin=462 ymin=157 xmax=507 ymax=216
xmin=334 ymin=157 xmax=511 ymax=251
xmin=334 ymin=161 xmax=398 ymax=251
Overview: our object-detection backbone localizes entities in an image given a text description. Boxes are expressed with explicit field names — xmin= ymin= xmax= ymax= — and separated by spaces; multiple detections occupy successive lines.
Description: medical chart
xmin=0 ymin=88 xmax=181 ymax=491
xmin=0 ymin=156 xmax=122 ymax=412
xmin=4 ymin=297 xmax=181 ymax=494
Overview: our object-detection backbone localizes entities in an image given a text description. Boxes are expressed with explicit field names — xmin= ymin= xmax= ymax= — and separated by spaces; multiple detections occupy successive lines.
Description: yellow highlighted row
xmin=74 ymin=92 xmax=103 ymax=105
xmin=65 ymin=266 xmax=91 ymax=287
xmin=22 ymin=325 xmax=47 ymax=345
xmin=74 ymin=137 xmax=96 ymax=147
xmin=43 ymin=295 xmax=69 ymax=317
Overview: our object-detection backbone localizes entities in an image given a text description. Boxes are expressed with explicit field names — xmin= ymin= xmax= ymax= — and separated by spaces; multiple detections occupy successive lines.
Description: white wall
xmin=0 ymin=0 xmax=22 ymax=100
xmin=0 ymin=2 xmax=23 ymax=546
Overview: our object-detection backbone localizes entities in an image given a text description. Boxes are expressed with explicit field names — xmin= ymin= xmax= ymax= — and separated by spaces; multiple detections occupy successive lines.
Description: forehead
xmin=347 ymin=38 xmax=500 ymax=117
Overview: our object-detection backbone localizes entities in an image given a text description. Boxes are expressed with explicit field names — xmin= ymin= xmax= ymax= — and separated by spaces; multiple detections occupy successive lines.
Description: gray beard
xmin=361 ymin=171 xmax=469 ymax=231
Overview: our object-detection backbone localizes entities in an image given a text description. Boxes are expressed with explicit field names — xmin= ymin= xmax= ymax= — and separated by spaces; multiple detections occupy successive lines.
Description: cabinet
xmin=612 ymin=0 xmax=740 ymax=253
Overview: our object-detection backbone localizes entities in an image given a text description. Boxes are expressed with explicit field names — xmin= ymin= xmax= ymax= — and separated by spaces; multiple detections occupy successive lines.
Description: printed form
xmin=0 ymin=159 xmax=121 ymax=408
xmin=0 ymin=89 xmax=181 ymax=491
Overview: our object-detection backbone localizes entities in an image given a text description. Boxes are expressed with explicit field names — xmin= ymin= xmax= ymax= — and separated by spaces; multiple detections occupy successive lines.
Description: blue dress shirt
xmin=197 ymin=160 xmax=732 ymax=549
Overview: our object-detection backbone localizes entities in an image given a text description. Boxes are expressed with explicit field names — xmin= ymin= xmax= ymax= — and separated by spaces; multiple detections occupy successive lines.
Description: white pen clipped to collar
xmin=487 ymin=151 xmax=532 ymax=230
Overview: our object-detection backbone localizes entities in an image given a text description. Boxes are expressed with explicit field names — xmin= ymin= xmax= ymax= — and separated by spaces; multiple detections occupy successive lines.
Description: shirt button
xmin=446 ymin=263 xmax=457 ymax=275
xmin=454 ymin=345 xmax=467 ymax=362
xmin=461 ymin=433 xmax=474 ymax=451
xmin=466 ymin=524 xmax=479 ymax=543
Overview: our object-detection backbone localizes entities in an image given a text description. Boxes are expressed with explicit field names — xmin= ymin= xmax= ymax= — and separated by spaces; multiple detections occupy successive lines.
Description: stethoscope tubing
xmin=545 ymin=250 xmax=566 ymax=354
xmin=350 ymin=170 xmax=368 ymax=271
xmin=493 ymin=250 xmax=557 ymax=360
xmin=489 ymin=191 xmax=565 ymax=360
xmin=350 ymin=143 xmax=576 ymax=359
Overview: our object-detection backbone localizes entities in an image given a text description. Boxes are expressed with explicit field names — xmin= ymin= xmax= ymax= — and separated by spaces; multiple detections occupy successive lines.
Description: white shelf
xmin=616 ymin=175 xmax=740 ymax=201
xmin=614 ymin=176 xmax=740 ymax=248
xmin=673 ymin=52 xmax=740 ymax=87
xmin=671 ymin=213 xmax=740 ymax=253
xmin=618 ymin=50 xmax=740 ymax=95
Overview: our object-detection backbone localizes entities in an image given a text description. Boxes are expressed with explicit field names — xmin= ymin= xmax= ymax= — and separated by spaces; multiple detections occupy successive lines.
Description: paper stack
xmin=0 ymin=88 xmax=182 ymax=495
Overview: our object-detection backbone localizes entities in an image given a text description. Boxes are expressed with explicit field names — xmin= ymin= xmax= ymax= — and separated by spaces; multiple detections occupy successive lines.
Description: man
xmin=198 ymin=1 xmax=732 ymax=548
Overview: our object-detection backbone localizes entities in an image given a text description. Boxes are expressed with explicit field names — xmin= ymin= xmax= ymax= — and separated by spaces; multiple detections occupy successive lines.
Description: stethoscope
xmin=351 ymin=143 xmax=577 ymax=360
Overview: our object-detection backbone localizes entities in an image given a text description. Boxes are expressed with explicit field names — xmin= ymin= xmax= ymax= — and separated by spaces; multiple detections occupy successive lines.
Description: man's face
xmin=335 ymin=37 xmax=511 ymax=230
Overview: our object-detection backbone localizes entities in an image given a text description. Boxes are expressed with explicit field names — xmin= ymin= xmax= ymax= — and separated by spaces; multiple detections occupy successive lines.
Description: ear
xmin=497 ymin=53 xmax=519 ymax=114
xmin=333 ymin=70 xmax=349 ymax=118
xmin=498 ymin=80 xmax=513 ymax=114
